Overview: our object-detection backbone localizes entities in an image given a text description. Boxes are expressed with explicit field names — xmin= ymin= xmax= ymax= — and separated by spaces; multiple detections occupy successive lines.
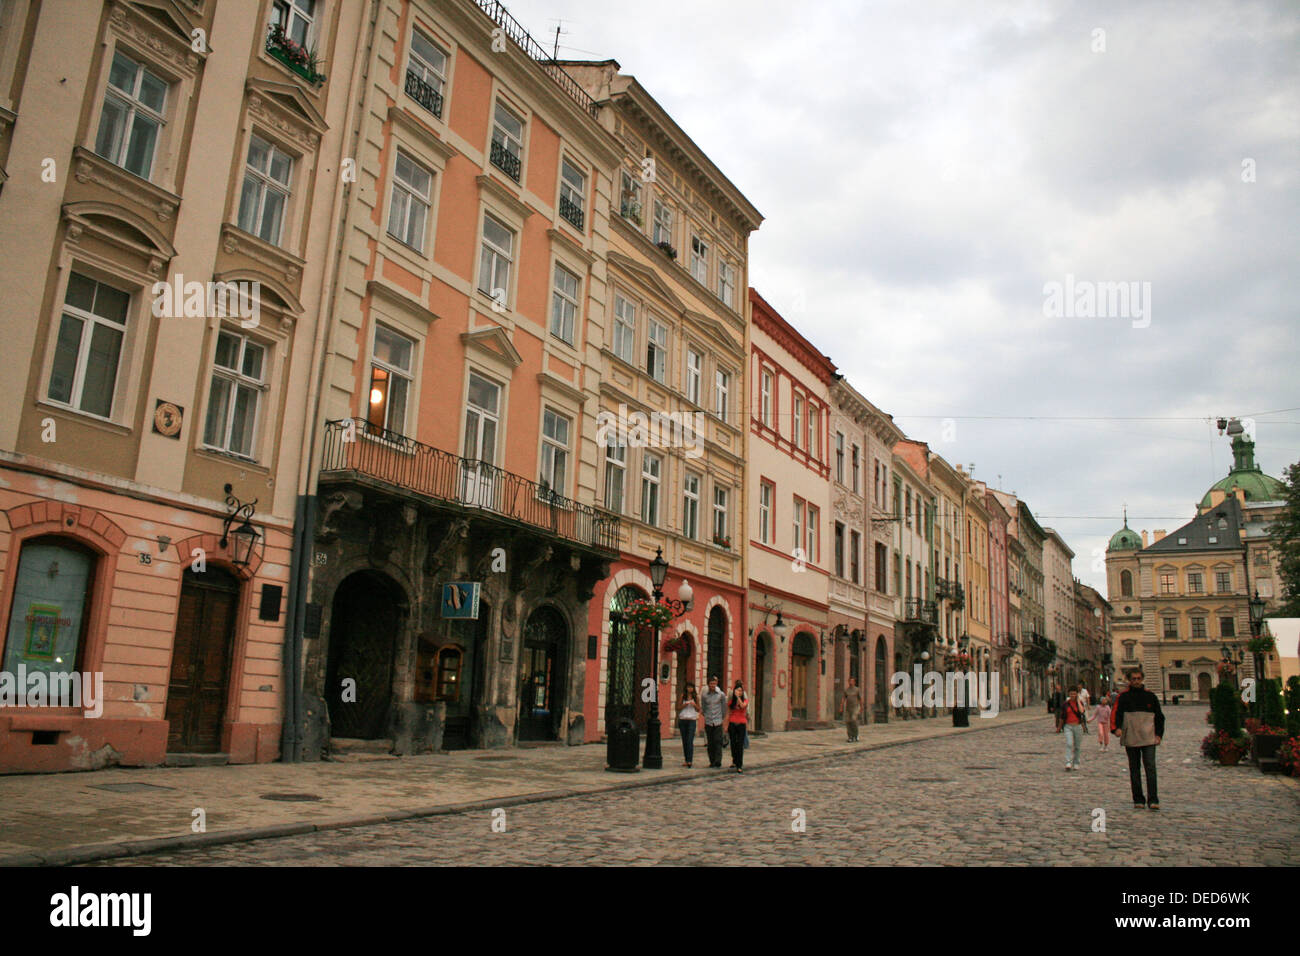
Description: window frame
xmin=539 ymin=406 xmax=571 ymax=498
xmin=758 ymin=479 xmax=773 ymax=545
xmin=690 ymin=234 xmax=709 ymax=285
xmin=646 ymin=315 xmax=668 ymax=383
xmin=45 ymin=271 xmax=131 ymax=422
xmin=652 ymin=199 xmax=673 ymax=246
xmin=476 ymin=212 xmax=516 ymax=308
xmin=94 ymin=49 xmax=168 ymax=181
xmin=386 ymin=148 xmax=433 ymax=252
xmin=640 ymin=452 xmax=662 ymax=526
xmin=714 ymin=366 xmax=731 ymax=422
xmin=201 ymin=327 xmax=269 ymax=460
xmin=237 ymin=132 xmax=294 ymax=247
xmin=490 ymin=99 xmax=525 ymax=182
xmin=712 ymin=485 xmax=729 ymax=544
xmin=682 ymin=471 xmax=700 ymax=540
xmin=612 ymin=294 xmax=637 ymax=366
xmin=406 ymin=26 xmax=449 ymax=118
xmin=604 ymin=434 xmax=626 ymax=514
xmin=365 ymin=323 xmax=417 ymax=437
xmin=558 ymin=157 xmax=586 ymax=231
xmin=550 ymin=262 xmax=580 ymax=346
xmin=684 ymin=348 xmax=702 ymax=405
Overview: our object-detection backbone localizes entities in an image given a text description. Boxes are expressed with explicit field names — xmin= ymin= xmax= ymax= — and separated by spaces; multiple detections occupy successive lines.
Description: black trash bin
xmin=952 ymin=706 xmax=970 ymax=727
xmin=605 ymin=715 xmax=640 ymax=772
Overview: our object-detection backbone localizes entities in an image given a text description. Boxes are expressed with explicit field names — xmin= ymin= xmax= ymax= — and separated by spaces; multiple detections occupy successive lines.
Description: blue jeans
xmin=678 ymin=719 xmax=696 ymax=764
xmin=1063 ymin=723 xmax=1083 ymax=766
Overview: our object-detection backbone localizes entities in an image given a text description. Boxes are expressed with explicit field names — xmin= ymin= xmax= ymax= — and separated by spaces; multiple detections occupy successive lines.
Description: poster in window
xmin=2 ymin=543 xmax=92 ymax=677
xmin=23 ymin=603 xmax=61 ymax=659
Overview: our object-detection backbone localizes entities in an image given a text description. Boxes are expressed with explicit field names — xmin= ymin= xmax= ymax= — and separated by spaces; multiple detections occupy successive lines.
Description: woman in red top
xmin=727 ymin=680 xmax=748 ymax=773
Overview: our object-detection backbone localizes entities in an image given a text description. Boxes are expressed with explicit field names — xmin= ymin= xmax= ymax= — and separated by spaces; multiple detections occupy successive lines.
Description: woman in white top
xmin=678 ymin=683 xmax=701 ymax=768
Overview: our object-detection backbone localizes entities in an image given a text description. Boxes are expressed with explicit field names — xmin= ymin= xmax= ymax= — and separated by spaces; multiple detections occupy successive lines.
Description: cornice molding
xmin=366 ymin=279 xmax=439 ymax=326
xmin=107 ymin=0 xmax=203 ymax=77
xmin=476 ymin=174 xmax=533 ymax=221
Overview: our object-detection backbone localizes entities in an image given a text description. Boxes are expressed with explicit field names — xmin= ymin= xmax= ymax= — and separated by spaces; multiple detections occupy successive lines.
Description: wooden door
xmin=166 ymin=568 xmax=239 ymax=753
xmin=754 ymin=638 xmax=767 ymax=732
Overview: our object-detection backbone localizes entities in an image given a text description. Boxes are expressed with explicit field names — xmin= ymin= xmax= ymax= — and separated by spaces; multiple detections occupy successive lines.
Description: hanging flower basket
xmin=622 ymin=597 xmax=673 ymax=630
xmin=1247 ymin=634 xmax=1276 ymax=654
xmin=946 ymin=651 xmax=972 ymax=669
xmin=662 ymin=634 xmax=688 ymax=655
xmin=1216 ymin=660 xmax=1236 ymax=678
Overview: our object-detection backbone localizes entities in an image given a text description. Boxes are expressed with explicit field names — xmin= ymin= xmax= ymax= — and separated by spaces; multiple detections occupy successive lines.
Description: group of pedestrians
xmin=1049 ymin=669 xmax=1165 ymax=810
xmin=676 ymin=676 xmax=750 ymax=773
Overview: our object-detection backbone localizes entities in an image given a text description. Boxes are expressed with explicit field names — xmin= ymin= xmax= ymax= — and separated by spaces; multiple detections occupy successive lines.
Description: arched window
xmin=1120 ymin=569 xmax=1133 ymax=597
xmin=2 ymin=536 xmax=97 ymax=684
xmin=706 ymin=606 xmax=726 ymax=685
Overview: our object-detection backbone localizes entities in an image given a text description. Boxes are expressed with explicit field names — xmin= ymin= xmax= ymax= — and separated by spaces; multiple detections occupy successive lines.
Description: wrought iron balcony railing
xmin=558 ymin=193 xmax=584 ymax=230
xmin=320 ymin=418 xmax=620 ymax=553
xmin=490 ymin=139 xmax=522 ymax=182
xmin=405 ymin=69 xmax=444 ymax=119
xmin=471 ymin=0 xmax=599 ymax=119
xmin=903 ymin=598 xmax=938 ymax=625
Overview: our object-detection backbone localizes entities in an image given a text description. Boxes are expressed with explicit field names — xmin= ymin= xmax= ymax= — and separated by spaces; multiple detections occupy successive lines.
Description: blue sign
xmin=441 ymin=582 xmax=481 ymax=619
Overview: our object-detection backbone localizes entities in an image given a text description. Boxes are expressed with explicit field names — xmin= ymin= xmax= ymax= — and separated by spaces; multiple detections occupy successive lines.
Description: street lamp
xmin=642 ymin=548 xmax=692 ymax=770
xmin=220 ymin=484 xmax=260 ymax=567
xmin=1248 ymin=590 xmax=1267 ymax=682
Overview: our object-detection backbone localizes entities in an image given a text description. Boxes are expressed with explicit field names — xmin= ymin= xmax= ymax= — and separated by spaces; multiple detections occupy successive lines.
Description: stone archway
xmin=326 ymin=570 xmax=406 ymax=740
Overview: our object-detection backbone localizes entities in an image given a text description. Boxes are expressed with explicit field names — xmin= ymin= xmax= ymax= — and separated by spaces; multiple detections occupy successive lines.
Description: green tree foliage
xmin=1269 ymin=460 xmax=1300 ymax=616
xmin=1211 ymin=680 xmax=1242 ymax=736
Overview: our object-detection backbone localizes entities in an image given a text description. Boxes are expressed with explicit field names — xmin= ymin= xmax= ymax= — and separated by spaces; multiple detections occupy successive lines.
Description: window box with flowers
xmin=656 ymin=240 xmax=677 ymax=260
xmin=712 ymin=534 xmax=731 ymax=550
xmin=266 ymin=23 xmax=326 ymax=86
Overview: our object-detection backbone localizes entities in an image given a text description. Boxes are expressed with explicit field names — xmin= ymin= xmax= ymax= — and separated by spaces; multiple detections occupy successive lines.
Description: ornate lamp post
xmin=1248 ymin=590 xmax=1267 ymax=683
xmin=641 ymin=548 xmax=692 ymax=770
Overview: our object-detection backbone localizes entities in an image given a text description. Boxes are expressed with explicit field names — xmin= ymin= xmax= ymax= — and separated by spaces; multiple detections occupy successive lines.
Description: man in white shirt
xmin=700 ymin=676 xmax=727 ymax=768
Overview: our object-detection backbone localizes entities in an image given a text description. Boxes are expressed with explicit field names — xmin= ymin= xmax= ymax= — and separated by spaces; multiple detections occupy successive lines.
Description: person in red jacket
xmin=1111 ymin=669 xmax=1165 ymax=810
xmin=1055 ymin=686 xmax=1088 ymax=770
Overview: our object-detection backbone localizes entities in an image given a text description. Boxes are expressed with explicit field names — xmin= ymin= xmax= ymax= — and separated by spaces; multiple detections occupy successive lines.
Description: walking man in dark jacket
xmin=1111 ymin=669 xmax=1165 ymax=810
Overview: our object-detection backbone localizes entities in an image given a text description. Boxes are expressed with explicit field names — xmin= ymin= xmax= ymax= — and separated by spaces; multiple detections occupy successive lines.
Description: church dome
xmin=1198 ymin=418 xmax=1285 ymax=509
xmin=1107 ymin=526 xmax=1142 ymax=552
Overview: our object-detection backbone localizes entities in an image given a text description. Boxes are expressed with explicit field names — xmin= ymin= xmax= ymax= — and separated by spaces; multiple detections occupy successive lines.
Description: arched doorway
xmin=444 ymin=598 xmax=490 ymax=750
xmin=833 ymin=627 xmax=846 ymax=718
xmin=754 ymin=632 xmax=770 ymax=732
xmin=791 ymin=632 xmax=816 ymax=719
xmin=167 ymin=566 xmax=240 ymax=753
xmin=874 ymin=636 xmax=889 ymax=722
xmin=706 ymin=606 xmax=726 ymax=687
xmin=673 ymin=631 xmax=694 ymax=718
xmin=519 ymin=605 xmax=568 ymax=741
xmin=326 ymin=570 xmax=404 ymax=740
xmin=1197 ymin=671 xmax=1212 ymax=701
xmin=607 ymin=584 xmax=651 ymax=730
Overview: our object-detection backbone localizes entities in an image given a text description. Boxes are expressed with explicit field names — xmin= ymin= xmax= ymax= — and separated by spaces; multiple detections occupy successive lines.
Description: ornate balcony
xmin=490 ymin=139 xmax=522 ymax=182
xmin=903 ymin=598 xmax=938 ymax=625
xmin=558 ymin=193 xmax=584 ymax=230
xmin=319 ymin=418 xmax=619 ymax=554
xmin=404 ymin=69 xmax=444 ymax=119
xmin=471 ymin=0 xmax=599 ymax=118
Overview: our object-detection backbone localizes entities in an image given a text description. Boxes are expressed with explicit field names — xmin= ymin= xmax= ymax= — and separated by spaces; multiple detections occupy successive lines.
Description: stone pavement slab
xmin=0 ymin=709 xmax=1042 ymax=865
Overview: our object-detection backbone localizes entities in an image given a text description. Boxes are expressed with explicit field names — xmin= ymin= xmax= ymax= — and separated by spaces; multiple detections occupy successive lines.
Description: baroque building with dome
xmin=1104 ymin=419 xmax=1288 ymax=700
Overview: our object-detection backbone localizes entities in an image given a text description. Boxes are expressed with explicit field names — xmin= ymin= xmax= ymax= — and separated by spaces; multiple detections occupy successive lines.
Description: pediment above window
xmin=62 ymin=200 xmax=177 ymax=276
xmin=608 ymin=250 xmax=687 ymax=314
xmin=461 ymin=326 xmax=522 ymax=370
xmin=108 ymin=0 xmax=205 ymax=76
xmin=246 ymin=79 xmax=327 ymax=150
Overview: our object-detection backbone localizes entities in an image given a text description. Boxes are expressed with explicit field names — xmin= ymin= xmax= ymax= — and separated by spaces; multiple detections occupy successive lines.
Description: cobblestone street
xmin=96 ymin=705 xmax=1300 ymax=866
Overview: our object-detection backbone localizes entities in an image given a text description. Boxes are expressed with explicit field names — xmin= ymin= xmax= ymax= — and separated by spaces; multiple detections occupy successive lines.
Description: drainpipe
xmin=281 ymin=0 xmax=382 ymax=762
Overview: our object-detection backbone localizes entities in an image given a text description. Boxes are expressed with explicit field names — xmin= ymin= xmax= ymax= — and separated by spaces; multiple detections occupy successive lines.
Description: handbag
xmin=743 ymin=726 xmax=750 ymax=749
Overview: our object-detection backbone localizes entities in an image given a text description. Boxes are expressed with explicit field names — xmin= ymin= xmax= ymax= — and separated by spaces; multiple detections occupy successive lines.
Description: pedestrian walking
xmin=677 ymin=683 xmax=700 ymax=768
xmin=1078 ymin=685 xmax=1090 ymax=710
xmin=1055 ymin=685 xmax=1088 ymax=770
xmin=727 ymin=680 xmax=749 ymax=773
xmin=842 ymin=676 xmax=863 ymax=742
xmin=1048 ymin=683 xmax=1064 ymax=715
xmin=1094 ymin=697 xmax=1112 ymax=751
xmin=1112 ymin=669 xmax=1165 ymax=810
xmin=701 ymin=676 xmax=727 ymax=768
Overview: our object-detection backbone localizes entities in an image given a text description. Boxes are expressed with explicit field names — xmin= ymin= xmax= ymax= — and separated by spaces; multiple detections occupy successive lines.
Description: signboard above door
xmin=441 ymin=582 xmax=481 ymax=619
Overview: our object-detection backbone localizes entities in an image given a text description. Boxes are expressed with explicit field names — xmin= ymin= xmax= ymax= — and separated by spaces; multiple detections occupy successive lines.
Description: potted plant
xmin=1201 ymin=729 xmax=1250 ymax=766
xmin=1277 ymin=736 xmax=1300 ymax=778
xmin=712 ymin=533 xmax=731 ymax=550
xmin=266 ymin=23 xmax=326 ymax=85
xmin=622 ymin=597 xmax=673 ymax=631
xmin=656 ymin=240 xmax=677 ymax=260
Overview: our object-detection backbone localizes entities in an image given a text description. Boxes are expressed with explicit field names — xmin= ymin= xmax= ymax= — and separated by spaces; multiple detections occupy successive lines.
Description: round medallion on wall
xmin=153 ymin=400 xmax=183 ymax=438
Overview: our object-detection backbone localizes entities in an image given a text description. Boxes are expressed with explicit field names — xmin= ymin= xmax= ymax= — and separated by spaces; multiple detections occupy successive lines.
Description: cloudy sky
xmin=507 ymin=0 xmax=1299 ymax=593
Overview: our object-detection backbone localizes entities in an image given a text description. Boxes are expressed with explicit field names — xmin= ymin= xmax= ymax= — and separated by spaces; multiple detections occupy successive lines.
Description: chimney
xmin=1153 ymin=529 xmax=1166 ymax=542
xmin=1141 ymin=530 xmax=1148 ymax=547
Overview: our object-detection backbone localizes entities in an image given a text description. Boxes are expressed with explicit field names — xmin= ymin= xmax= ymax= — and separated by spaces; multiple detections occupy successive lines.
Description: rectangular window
xmin=646 ymin=317 xmax=668 ymax=383
xmin=905 ymin=488 xmax=912 ymax=527
xmin=834 ymin=522 xmax=845 ymax=578
xmin=462 ymin=372 xmax=500 ymax=464
xmin=760 ymin=370 xmax=773 ymax=425
xmin=691 ymin=234 xmax=708 ymax=284
xmin=620 ymin=170 xmax=642 ymax=224
xmin=613 ymin=295 xmax=636 ymax=365
xmin=685 ymin=349 xmax=702 ymax=405
xmin=836 ymin=432 xmax=845 ymax=484
xmin=490 ymin=101 xmax=524 ymax=181
xmin=682 ymin=472 xmax=700 ymax=540
xmin=759 ymin=480 xmax=772 ymax=545
xmin=640 ymin=454 xmax=661 ymax=525
xmin=407 ymin=28 xmax=448 ymax=117
xmin=1159 ymin=572 xmax=1175 ymax=595
xmin=806 ymin=504 xmax=819 ymax=564
xmin=793 ymin=396 xmax=803 ymax=448
xmin=715 ymin=367 xmax=730 ymax=421
xmin=1220 ymin=616 xmax=1235 ymax=637
xmin=717 ymin=260 xmax=735 ymax=308
xmin=875 ymin=543 xmax=888 ymax=592
xmin=550 ymin=263 xmax=580 ymax=345
xmin=1187 ymin=571 xmax=1203 ymax=594
xmin=1215 ymin=570 xmax=1232 ymax=593
xmin=807 ymin=405 xmax=818 ymax=459
xmin=539 ymin=408 xmax=570 ymax=496
xmin=477 ymin=214 xmax=514 ymax=304
xmin=793 ymin=497 xmax=804 ymax=555
xmin=559 ymin=158 xmax=586 ymax=230
xmin=366 ymin=324 xmax=414 ymax=435
xmin=1169 ymin=673 xmax=1192 ymax=691
xmin=712 ymin=486 xmax=729 ymax=544
xmin=237 ymin=134 xmax=293 ymax=245
xmin=1162 ymin=617 xmax=1178 ymax=639
xmin=604 ymin=435 xmax=626 ymax=514
xmin=203 ymin=329 xmax=266 ymax=458
xmin=1191 ymin=616 xmax=1207 ymax=639
xmin=850 ymin=530 xmax=861 ymax=584
xmin=47 ymin=272 xmax=129 ymax=419
xmin=272 ymin=0 xmax=316 ymax=46
xmin=851 ymin=444 xmax=860 ymax=494
xmin=653 ymin=199 xmax=673 ymax=246
xmin=94 ymin=51 xmax=167 ymax=180
xmin=387 ymin=150 xmax=432 ymax=251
